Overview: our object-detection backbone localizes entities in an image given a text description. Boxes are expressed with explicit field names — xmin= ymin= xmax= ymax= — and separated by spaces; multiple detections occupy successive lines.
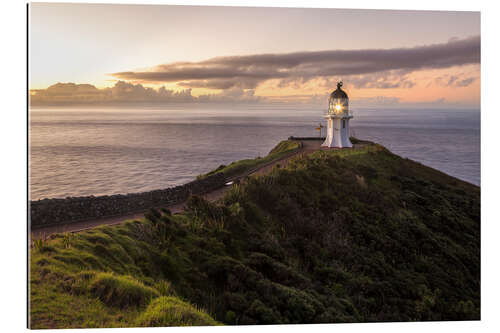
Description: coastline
xmin=30 ymin=138 xmax=479 ymax=238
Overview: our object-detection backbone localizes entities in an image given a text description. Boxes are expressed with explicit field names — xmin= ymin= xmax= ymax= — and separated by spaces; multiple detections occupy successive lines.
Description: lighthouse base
xmin=321 ymin=116 xmax=353 ymax=148
xmin=321 ymin=138 xmax=352 ymax=148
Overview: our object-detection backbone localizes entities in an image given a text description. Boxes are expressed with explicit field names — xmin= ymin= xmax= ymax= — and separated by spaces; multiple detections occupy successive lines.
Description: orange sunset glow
xmin=29 ymin=3 xmax=480 ymax=108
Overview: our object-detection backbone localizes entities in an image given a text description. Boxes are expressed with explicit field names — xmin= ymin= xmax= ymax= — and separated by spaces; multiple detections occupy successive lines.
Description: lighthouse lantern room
xmin=322 ymin=82 xmax=353 ymax=148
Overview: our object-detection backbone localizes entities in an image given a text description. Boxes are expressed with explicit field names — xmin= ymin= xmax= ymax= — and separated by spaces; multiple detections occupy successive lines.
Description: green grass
xmin=199 ymin=139 xmax=301 ymax=179
xmin=89 ymin=272 xmax=160 ymax=309
xmin=30 ymin=139 xmax=480 ymax=328
xmin=30 ymin=266 xmax=141 ymax=328
xmin=136 ymin=296 xmax=220 ymax=327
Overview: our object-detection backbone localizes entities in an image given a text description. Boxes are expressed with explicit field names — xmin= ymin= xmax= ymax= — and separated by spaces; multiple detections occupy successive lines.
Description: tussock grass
xmin=89 ymin=272 xmax=159 ymax=309
xmin=136 ymin=296 xmax=220 ymax=327
xmin=154 ymin=280 xmax=176 ymax=296
xmin=30 ymin=279 xmax=128 ymax=329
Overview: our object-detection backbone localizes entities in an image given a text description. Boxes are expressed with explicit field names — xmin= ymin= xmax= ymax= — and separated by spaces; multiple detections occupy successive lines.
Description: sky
xmin=29 ymin=3 xmax=480 ymax=108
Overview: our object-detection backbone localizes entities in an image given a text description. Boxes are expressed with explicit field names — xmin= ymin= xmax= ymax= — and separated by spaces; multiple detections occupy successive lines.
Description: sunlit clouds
xmin=30 ymin=81 xmax=263 ymax=105
xmin=30 ymin=4 xmax=480 ymax=108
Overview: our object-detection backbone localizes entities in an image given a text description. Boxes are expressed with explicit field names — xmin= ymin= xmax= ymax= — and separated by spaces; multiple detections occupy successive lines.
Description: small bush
xmin=61 ymin=233 xmax=75 ymax=249
xmin=225 ymin=310 xmax=237 ymax=324
xmin=32 ymin=235 xmax=56 ymax=253
xmin=89 ymin=272 xmax=159 ymax=309
xmin=136 ymin=296 xmax=219 ymax=327
xmin=161 ymin=208 xmax=172 ymax=216
xmin=150 ymin=208 xmax=162 ymax=219
xmin=154 ymin=280 xmax=176 ymax=296
xmin=145 ymin=212 xmax=159 ymax=224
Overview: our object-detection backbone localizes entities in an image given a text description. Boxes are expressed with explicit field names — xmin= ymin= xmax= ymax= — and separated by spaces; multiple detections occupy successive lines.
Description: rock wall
xmin=30 ymin=173 xmax=227 ymax=229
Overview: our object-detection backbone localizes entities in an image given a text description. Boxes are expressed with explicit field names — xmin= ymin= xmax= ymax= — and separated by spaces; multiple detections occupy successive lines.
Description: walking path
xmin=31 ymin=140 xmax=323 ymax=238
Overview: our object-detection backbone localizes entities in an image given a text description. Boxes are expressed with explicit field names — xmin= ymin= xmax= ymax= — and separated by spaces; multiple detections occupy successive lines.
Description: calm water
xmin=29 ymin=105 xmax=480 ymax=200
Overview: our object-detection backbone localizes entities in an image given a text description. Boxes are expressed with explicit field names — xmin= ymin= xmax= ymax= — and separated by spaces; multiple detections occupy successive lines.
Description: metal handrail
xmin=323 ymin=109 xmax=354 ymax=116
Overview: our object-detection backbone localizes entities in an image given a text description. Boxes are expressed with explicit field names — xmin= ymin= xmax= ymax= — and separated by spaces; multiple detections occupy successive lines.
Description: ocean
xmin=29 ymin=105 xmax=480 ymax=200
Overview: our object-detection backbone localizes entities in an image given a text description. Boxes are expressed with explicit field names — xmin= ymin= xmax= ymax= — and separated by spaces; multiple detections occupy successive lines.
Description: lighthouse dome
xmin=328 ymin=81 xmax=349 ymax=115
xmin=329 ymin=82 xmax=348 ymax=100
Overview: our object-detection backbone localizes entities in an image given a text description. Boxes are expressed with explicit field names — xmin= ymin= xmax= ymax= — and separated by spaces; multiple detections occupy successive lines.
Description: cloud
xmin=30 ymin=81 xmax=262 ymax=105
xmin=111 ymin=35 xmax=480 ymax=90
xmin=322 ymin=70 xmax=417 ymax=90
xmin=30 ymin=81 xmax=470 ymax=108
xmin=30 ymin=81 xmax=194 ymax=105
xmin=109 ymin=81 xmax=195 ymax=102
xmin=29 ymin=83 xmax=110 ymax=103
xmin=267 ymin=93 xmax=402 ymax=107
xmin=433 ymin=74 xmax=478 ymax=88
xmin=455 ymin=77 xmax=477 ymax=87
xmin=352 ymin=96 xmax=401 ymax=106
xmin=197 ymin=87 xmax=262 ymax=103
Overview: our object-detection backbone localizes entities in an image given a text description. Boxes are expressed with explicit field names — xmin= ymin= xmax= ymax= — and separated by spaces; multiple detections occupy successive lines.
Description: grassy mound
xmin=200 ymin=139 xmax=301 ymax=178
xmin=89 ymin=272 xmax=159 ymax=309
xmin=268 ymin=140 xmax=301 ymax=154
xmin=30 ymin=140 xmax=480 ymax=328
xmin=136 ymin=296 xmax=220 ymax=327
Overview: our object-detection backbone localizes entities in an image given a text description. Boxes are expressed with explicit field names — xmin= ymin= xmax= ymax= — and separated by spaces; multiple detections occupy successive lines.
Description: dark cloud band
xmin=111 ymin=35 xmax=480 ymax=89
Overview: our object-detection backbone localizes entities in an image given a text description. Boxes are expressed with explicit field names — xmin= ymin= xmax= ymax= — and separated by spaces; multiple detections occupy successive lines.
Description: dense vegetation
xmin=30 ymin=140 xmax=480 ymax=328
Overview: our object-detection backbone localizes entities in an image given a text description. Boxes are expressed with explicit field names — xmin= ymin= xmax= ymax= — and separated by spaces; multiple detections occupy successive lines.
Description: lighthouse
xmin=322 ymin=82 xmax=353 ymax=148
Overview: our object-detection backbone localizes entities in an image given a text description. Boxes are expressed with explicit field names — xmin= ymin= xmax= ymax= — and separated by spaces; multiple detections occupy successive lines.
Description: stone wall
xmin=30 ymin=173 xmax=227 ymax=229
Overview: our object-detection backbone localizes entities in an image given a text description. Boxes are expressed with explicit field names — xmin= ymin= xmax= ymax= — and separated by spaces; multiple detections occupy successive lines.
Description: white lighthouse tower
xmin=322 ymin=82 xmax=353 ymax=148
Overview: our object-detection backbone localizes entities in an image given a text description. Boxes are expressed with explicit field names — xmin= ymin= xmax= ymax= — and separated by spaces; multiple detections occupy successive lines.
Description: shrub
xmin=61 ymin=232 xmax=75 ymax=249
xmin=89 ymin=272 xmax=159 ymax=308
xmin=161 ymin=208 xmax=172 ymax=216
xmin=150 ymin=208 xmax=162 ymax=219
xmin=154 ymin=280 xmax=176 ymax=296
xmin=145 ymin=212 xmax=159 ymax=224
xmin=225 ymin=310 xmax=237 ymax=324
xmin=32 ymin=235 xmax=56 ymax=253
xmin=136 ymin=296 xmax=219 ymax=327
xmin=246 ymin=299 xmax=280 ymax=324
xmin=246 ymin=252 xmax=308 ymax=287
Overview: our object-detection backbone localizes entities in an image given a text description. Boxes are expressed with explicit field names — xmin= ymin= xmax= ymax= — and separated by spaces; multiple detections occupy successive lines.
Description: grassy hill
xmin=199 ymin=139 xmax=301 ymax=179
xmin=29 ymin=140 xmax=480 ymax=328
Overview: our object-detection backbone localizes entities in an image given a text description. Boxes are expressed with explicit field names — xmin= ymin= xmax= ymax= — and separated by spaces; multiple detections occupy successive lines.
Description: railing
xmin=323 ymin=109 xmax=354 ymax=116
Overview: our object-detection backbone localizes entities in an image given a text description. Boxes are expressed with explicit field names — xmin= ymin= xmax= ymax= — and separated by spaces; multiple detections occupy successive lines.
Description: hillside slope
xmin=29 ymin=141 xmax=480 ymax=328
